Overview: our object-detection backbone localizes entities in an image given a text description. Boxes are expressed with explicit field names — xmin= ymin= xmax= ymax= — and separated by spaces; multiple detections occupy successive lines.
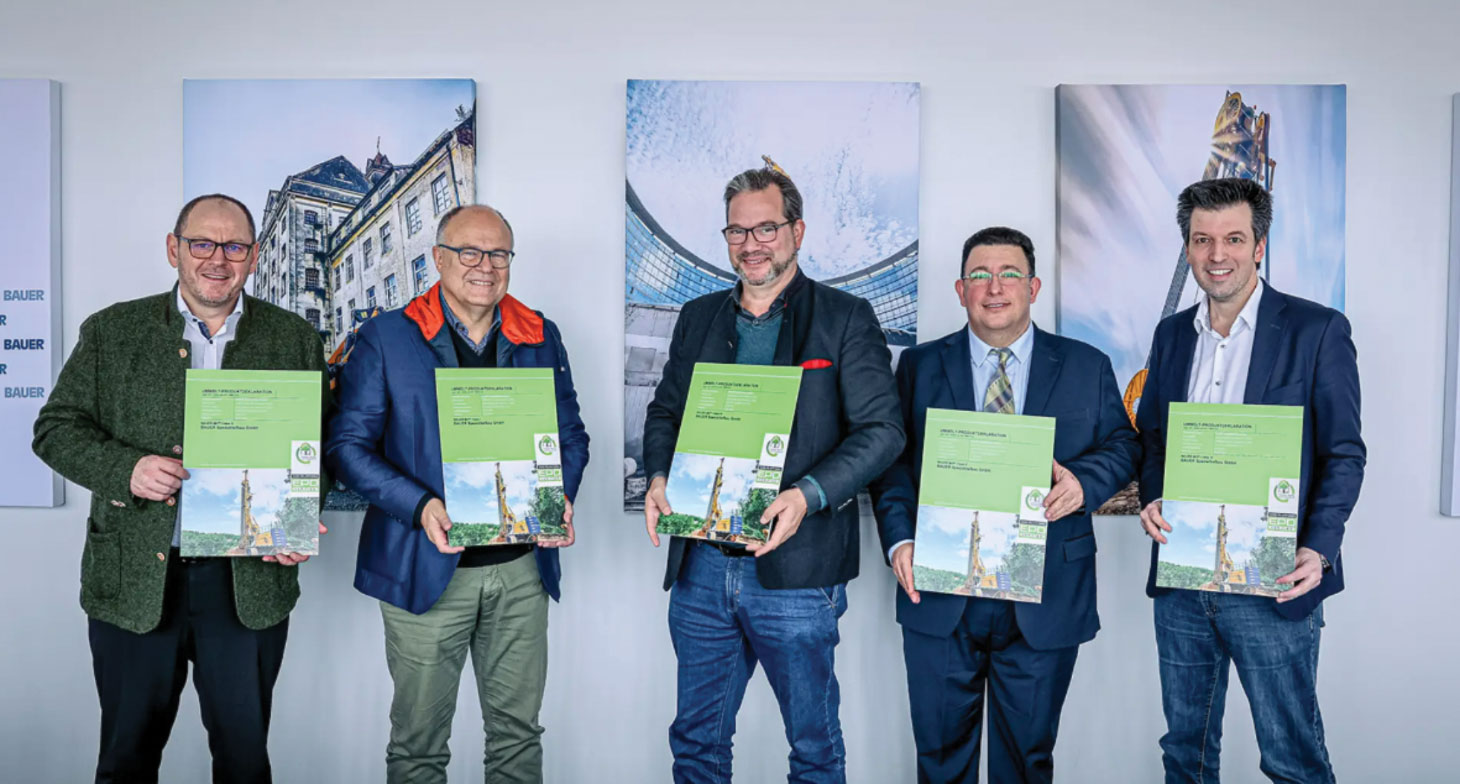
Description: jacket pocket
xmin=1264 ymin=381 xmax=1307 ymax=405
xmin=82 ymin=518 xmax=121 ymax=600
xmin=1063 ymin=532 xmax=1098 ymax=562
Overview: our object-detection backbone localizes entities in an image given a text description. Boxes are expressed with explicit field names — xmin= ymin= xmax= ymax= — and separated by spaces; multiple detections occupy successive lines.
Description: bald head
xmin=436 ymin=204 xmax=514 ymax=248
xmin=174 ymin=193 xmax=255 ymax=240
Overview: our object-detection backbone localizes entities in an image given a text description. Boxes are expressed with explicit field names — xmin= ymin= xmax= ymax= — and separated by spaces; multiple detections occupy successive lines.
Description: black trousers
xmin=902 ymin=600 xmax=1079 ymax=784
xmin=88 ymin=553 xmax=288 ymax=784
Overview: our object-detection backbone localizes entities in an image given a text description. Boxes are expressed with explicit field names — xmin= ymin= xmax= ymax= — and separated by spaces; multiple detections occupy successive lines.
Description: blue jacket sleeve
xmin=1299 ymin=312 xmax=1365 ymax=562
xmin=869 ymin=351 xmax=919 ymax=563
xmin=1135 ymin=327 xmax=1167 ymax=507
xmin=1061 ymin=353 xmax=1142 ymax=512
xmin=546 ymin=320 xmax=590 ymax=503
xmin=324 ymin=323 xmax=432 ymax=526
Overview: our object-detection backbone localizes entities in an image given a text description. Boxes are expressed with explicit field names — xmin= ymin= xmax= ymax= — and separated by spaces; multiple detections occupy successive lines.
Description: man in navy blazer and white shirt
xmin=1136 ymin=178 xmax=1365 ymax=783
xmin=872 ymin=227 xmax=1140 ymax=783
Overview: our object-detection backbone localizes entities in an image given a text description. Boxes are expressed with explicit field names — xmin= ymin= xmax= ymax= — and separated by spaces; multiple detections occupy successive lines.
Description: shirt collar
xmin=1193 ymin=278 xmax=1265 ymax=338
xmin=440 ymin=288 xmax=501 ymax=352
xmin=729 ymin=280 xmax=789 ymax=323
xmin=176 ymin=288 xmax=244 ymax=340
xmin=968 ymin=322 xmax=1034 ymax=369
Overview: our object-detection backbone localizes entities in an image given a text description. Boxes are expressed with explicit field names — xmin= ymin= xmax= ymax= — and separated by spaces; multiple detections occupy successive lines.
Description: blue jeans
xmin=668 ymin=542 xmax=848 ymax=784
xmin=1154 ymin=590 xmax=1331 ymax=784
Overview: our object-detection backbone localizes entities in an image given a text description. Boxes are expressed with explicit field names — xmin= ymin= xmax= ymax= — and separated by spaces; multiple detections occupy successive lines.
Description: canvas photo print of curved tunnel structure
xmin=624 ymin=79 xmax=920 ymax=510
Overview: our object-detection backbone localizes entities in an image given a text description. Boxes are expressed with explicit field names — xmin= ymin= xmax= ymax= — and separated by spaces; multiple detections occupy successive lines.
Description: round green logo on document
xmin=539 ymin=435 xmax=557 ymax=456
xmin=295 ymin=443 xmax=317 ymax=465
xmin=766 ymin=436 xmax=785 ymax=458
xmin=1025 ymin=489 xmax=1045 ymax=512
xmin=1273 ymin=480 xmax=1295 ymax=504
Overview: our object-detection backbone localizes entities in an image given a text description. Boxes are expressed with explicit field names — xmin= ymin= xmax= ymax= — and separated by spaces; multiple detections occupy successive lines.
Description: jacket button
xmin=178 ymin=347 xmax=189 ymax=359
xmin=156 ymin=552 xmax=166 ymax=561
xmin=166 ymin=497 xmax=176 ymax=507
xmin=172 ymin=445 xmax=183 ymax=455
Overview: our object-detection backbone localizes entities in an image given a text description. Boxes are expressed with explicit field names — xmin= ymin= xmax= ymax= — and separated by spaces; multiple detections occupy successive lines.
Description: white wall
xmin=1 ymin=1 xmax=1455 ymax=781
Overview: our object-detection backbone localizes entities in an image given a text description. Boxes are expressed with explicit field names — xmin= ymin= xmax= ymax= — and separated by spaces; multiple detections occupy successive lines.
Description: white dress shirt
xmin=172 ymin=290 xmax=244 ymax=545
xmin=1187 ymin=279 xmax=1264 ymax=405
xmin=889 ymin=324 xmax=1036 ymax=561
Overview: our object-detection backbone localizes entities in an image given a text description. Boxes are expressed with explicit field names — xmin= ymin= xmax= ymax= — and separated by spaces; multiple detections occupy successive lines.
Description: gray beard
xmin=737 ymin=251 xmax=796 ymax=287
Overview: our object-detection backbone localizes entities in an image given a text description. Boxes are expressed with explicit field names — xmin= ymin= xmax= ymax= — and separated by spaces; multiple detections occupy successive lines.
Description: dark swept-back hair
xmin=960 ymin=226 xmax=1036 ymax=278
xmin=173 ymin=193 xmax=256 ymax=240
xmin=723 ymin=168 xmax=804 ymax=224
xmin=1176 ymin=177 xmax=1273 ymax=244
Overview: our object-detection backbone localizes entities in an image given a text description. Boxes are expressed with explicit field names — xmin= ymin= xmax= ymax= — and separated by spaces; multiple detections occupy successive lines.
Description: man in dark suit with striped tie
xmin=872 ymin=227 xmax=1141 ymax=783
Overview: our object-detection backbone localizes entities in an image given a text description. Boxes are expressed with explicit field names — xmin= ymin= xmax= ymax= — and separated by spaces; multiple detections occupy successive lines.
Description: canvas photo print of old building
xmin=184 ymin=78 xmax=477 ymax=510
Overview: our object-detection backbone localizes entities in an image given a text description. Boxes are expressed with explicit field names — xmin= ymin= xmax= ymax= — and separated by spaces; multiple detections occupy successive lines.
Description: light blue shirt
xmin=174 ymin=290 xmax=244 ymax=546
xmin=889 ymin=322 xmax=1036 ymax=561
xmin=967 ymin=322 xmax=1034 ymax=415
xmin=440 ymin=289 xmax=501 ymax=356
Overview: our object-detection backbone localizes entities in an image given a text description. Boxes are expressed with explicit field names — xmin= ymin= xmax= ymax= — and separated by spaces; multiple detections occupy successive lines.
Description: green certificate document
xmin=180 ymin=370 xmax=322 ymax=557
xmin=436 ymin=368 xmax=567 ymax=547
xmin=1157 ymin=402 xmax=1303 ymax=596
xmin=659 ymin=363 xmax=803 ymax=545
xmin=911 ymin=408 xmax=1055 ymax=603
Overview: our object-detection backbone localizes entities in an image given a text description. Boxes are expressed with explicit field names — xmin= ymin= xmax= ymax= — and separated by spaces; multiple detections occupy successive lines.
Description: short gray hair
xmin=436 ymin=204 xmax=514 ymax=247
xmin=723 ymin=168 xmax=803 ymax=224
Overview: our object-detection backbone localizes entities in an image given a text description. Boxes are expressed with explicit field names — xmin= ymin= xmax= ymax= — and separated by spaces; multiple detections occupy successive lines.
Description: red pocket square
xmin=801 ymin=358 xmax=833 ymax=370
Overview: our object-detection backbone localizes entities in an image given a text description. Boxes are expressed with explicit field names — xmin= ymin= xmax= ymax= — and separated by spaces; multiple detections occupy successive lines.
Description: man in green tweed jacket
xmin=33 ymin=194 xmax=331 ymax=784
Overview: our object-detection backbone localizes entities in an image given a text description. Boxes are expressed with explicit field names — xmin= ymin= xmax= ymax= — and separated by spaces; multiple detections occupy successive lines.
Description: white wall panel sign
xmin=0 ymin=79 xmax=63 ymax=507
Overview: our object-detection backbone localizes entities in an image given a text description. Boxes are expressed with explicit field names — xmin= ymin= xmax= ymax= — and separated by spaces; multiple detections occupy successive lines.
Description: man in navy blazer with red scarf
xmin=641 ymin=167 xmax=903 ymax=783
xmin=872 ymin=226 xmax=1139 ymax=783
xmin=326 ymin=205 xmax=588 ymax=783
xmin=1137 ymin=178 xmax=1364 ymax=783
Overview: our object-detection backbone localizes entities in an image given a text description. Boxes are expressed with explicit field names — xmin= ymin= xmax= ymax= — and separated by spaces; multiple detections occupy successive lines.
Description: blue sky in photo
xmin=1057 ymin=84 xmax=1346 ymax=388
xmin=1160 ymin=500 xmax=1270 ymax=569
xmin=913 ymin=505 xmax=1019 ymax=574
xmin=443 ymin=460 xmax=538 ymax=525
xmin=181 ymin=468 xmax=287 ymax=535
xmin=627 ymin=80 xmax=919 ymax=280
xmin=665 ymin=453 xmax=756 ymax=519
xmin=184 ymin=79 xmax=476 ymax=227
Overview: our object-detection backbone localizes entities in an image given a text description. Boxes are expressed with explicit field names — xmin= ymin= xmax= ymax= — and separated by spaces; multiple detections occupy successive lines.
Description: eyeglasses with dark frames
xmin=722 ymin=221 xmax=793 ymax=245
xmin=437 ymin=244 xmax=515 ymax=269
xmin=175 ymin=235 xmax=254 ymax=262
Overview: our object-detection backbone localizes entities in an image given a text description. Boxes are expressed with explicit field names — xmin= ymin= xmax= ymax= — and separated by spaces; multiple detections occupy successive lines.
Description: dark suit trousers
xmin=902 ymin=600 xmax=1078 ymax=784
xmin=88 ymin=554 xmax=288 ymax=784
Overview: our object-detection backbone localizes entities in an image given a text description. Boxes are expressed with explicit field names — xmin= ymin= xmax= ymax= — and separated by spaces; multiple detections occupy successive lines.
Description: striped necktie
xmin=983 ymin=347 xmax=1015 ymax=414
